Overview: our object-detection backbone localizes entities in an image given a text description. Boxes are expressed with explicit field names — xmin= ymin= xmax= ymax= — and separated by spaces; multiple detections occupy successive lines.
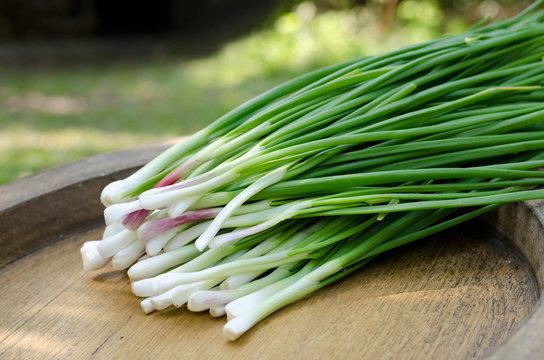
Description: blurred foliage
xmin=0 ymin=0 xmax=533 ymax=184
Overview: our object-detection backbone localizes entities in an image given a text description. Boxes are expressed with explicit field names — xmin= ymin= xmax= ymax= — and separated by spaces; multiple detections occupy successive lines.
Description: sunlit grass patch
xmin=0 ymin=126 xmax=164 ymax=183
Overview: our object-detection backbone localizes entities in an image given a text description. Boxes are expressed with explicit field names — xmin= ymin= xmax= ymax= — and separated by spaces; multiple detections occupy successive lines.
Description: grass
xmin=0 ymin=59 xmax=286 ymax=184
xmin=0 ymin=0 xmax=532 ymax=185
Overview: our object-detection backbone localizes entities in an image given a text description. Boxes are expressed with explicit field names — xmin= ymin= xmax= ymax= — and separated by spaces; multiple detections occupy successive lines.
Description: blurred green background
xmin=0 ymin=0 xmax=532 ymax=185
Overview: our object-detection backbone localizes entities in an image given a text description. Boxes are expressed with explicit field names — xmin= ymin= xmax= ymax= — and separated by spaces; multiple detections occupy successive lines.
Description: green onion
xmin=82 ymin=1 xmax=544 ymax=341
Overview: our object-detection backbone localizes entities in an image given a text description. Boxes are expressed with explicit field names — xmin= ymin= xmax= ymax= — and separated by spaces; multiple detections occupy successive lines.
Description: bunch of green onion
xmin=82 ymin=1 xmax=544 ymax=340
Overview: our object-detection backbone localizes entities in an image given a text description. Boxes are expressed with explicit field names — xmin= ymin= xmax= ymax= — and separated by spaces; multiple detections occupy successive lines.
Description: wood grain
xmin=0 ymin=142 xmax=543 ymax=360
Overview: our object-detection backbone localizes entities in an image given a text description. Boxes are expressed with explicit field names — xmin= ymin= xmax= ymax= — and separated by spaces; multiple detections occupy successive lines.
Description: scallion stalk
xmin=82 ymin=1 xmax=544 ymax=341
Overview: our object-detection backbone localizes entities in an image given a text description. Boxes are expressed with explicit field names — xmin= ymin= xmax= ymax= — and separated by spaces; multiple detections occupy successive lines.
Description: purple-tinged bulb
xmin=122 ymin=160 xmax=196 ymax=229
xmin=123 ymin=209 xmax=150 ymax=230
xmin=138 ymin=208 xmax=220 ymax=242
xmin=155 ymin=168 xmax=183 ymax=188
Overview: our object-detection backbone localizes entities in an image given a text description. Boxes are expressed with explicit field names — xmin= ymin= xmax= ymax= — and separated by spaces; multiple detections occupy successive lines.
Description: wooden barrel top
xmin=1 ymin=140 xmax=543 ymax=359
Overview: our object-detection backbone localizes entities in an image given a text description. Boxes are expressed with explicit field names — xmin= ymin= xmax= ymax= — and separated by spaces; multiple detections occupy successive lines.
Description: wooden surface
xmin=1 ymin=142 xmax=543 ymax=360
